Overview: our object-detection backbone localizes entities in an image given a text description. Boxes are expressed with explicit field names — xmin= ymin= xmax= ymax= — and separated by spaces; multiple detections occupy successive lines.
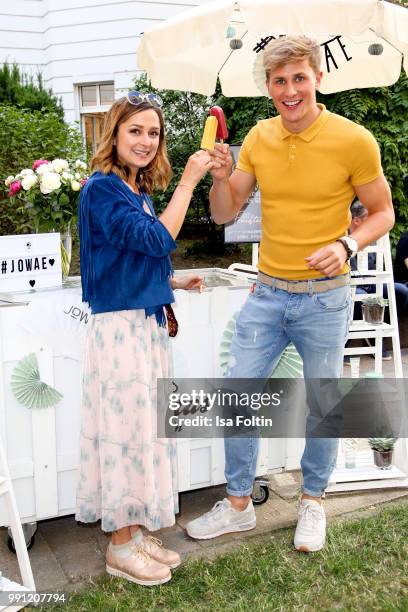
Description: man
xmin=186 ymin=36 xmax=394 ymax=552
xmin=394 ymin=231 xmax=408 ymax=285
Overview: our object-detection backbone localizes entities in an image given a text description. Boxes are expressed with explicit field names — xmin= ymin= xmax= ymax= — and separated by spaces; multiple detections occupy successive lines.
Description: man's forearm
xmin=350 ymin=210 xmax=395 ymax=250
xmin=209 ymin=178 xmax=238 ymax=225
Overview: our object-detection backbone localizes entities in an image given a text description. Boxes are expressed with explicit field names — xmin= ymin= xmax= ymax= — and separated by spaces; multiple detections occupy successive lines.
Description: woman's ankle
xmin=111 ymin=526 xmax=131 ymax=545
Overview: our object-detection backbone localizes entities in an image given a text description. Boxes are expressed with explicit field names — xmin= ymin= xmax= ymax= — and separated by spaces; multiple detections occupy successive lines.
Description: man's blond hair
xmin=263 ymin=35 xmax=321 ymax=81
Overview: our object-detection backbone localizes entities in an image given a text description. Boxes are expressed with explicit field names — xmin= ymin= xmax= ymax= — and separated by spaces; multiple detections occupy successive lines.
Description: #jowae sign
xmin=0 ymin=232 xmax=62 ymax=292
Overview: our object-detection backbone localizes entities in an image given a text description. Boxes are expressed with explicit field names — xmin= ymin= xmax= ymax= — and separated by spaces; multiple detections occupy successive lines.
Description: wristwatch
xmin=336 ymin=235 xmax=358 ymax=259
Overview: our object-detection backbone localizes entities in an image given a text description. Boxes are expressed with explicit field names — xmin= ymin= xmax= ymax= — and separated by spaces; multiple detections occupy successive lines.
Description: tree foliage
xmin=317 ymin=74 xmax=408 ymax=239
xmin=0 ymin=63 xmax=63 ymax=117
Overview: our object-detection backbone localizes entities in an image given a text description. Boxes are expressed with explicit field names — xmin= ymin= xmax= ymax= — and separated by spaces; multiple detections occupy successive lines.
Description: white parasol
xmin=137 ymin=0 xmax=407 ymax=95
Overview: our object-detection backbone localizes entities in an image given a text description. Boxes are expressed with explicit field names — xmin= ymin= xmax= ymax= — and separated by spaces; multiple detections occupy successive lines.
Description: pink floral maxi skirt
xmin=75 ymin=309 xmax=178 ymax=532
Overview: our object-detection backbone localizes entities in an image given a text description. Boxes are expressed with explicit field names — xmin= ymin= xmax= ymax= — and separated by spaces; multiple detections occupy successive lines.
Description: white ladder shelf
xmin=0 ymin=436 xmax=35 ymax=612
xmin=345 ymin=233 xmax=403 ymax=377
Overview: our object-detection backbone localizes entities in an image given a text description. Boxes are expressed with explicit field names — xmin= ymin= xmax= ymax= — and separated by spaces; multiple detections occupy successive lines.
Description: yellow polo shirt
xmin=237 ymin=104 xmax=382 ymax=280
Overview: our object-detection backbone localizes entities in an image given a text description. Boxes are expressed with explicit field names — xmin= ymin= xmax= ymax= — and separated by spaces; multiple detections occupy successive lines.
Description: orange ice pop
xmin=209 ymin=106 xmax=229 ymax=142
xmin=200 ymin=115 xmax=218 ymax=150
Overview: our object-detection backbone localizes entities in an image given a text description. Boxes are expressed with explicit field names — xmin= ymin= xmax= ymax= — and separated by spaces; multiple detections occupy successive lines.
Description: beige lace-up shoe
xmin=106 ymin=543 xmax=171 ymax=586
xmin=141 ymin=536 xmax=181 ymax=569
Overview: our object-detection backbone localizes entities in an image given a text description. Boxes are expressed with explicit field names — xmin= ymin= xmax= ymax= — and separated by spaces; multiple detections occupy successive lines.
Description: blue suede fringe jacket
xmin=79 ymin=171 xmax=176 ymax=326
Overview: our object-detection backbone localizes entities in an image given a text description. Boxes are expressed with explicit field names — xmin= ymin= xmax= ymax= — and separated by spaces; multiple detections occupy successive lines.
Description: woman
xmin=75 ymin=91 xmax=215 ymax=586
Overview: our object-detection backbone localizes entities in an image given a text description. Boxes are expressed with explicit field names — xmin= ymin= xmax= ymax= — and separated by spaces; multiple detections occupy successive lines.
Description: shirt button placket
xmin=289 ymin=137 xmax=296 ymax=164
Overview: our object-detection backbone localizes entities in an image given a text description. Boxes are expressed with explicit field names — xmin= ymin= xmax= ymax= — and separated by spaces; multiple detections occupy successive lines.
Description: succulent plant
xmin=363 ymin=296 xmax=388 ymax=307
xmin=368 ymin=437 xmax=397 ymax=451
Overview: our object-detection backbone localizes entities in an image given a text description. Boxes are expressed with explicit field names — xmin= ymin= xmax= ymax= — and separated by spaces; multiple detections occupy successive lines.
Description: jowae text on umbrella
xmin=254 ymin=34 xmax=353 ymax=72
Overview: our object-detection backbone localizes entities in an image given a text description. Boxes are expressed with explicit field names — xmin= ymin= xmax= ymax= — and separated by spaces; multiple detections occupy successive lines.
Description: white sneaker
xmin=294 ymin=499 xmax=326 ymax=552
xmin=186 ymin=498 xmax=256 ymax=540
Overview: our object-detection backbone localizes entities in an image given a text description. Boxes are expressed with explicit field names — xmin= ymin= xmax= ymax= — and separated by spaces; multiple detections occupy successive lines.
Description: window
xmin=78 ymin=83 xmax=115 ymax=152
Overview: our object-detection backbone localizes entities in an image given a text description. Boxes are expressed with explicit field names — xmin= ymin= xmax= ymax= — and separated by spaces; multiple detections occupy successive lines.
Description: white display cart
xmin=0 ymin=271 xmax=283 ymax=543
xmin=1 ymin=265 xmax=406 ymax=547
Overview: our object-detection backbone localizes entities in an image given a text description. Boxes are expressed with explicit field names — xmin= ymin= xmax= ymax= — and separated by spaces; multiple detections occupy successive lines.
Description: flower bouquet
xmin=4 ymin=158 xmax=88 ymax=277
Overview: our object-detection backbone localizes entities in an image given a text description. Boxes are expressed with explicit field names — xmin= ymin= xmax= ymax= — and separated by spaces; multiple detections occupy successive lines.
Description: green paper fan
xmin=271 ymin=344 xmax=304 ymax=378
xmin=219 ymin=313 xmax=303 ymax=378
xmin=11 ymin=353 xmax=63 ymax=409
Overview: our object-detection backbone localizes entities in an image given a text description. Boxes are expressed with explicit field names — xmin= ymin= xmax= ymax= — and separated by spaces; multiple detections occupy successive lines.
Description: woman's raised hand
xmin=179 ymin=150 xmax=215 ymax=189
xmin=160 ymin=151 xmax=217 ymax=239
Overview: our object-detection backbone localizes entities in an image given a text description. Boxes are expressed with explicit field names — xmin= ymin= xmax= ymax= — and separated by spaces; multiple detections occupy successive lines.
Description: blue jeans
xmin=224 ymin=278 xmax=352 ymax=498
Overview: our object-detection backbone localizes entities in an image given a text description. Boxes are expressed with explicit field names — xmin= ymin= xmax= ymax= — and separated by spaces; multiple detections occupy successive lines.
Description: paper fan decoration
xmin=271 ymin=344 xmax=304 ymax=378
xmin=11 ymin=353 xmax=63 ymax=409
xmin=219 ymin=313 xmax=303 ymax=378
xmin=18 ymin=293 xmax=90 ymax=359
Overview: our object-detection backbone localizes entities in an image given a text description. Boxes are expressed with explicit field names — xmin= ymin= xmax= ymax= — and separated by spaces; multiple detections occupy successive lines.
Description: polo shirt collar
xmin=279 ymin=104 xmax=329 ymax=142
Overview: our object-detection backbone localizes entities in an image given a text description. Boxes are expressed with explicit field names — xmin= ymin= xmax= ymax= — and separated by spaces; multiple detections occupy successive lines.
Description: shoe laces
xmin=202 ymin=499 xmax=230 ymax=523
xmin=130 ymin=543 xmax=152 ymax=563
xmin=299 ymin=502 xmax=322 ymax=530
xmin=143 ymin=535 xmax=163 ymax=551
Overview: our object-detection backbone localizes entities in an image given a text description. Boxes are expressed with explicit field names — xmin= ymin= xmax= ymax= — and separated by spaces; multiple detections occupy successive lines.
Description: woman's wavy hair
xmin=90 ymin=96 xmax=173 ymax=193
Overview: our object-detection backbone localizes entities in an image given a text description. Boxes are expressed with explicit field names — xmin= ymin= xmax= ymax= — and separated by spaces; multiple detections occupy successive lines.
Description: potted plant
xmin=4 ymin=158 xmax=88 ymax=277
xmin=368 ymin=437 xmax=397 ymax=469
xmin=361 ymin=296 xmax=388 ymax=325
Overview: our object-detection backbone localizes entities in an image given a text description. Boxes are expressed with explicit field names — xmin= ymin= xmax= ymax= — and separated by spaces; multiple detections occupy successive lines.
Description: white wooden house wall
xmin=0 ymin=0 xmax=207 ymax=123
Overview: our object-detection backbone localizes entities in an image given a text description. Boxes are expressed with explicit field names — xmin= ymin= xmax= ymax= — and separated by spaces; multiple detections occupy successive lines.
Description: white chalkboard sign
xmin=0 ymin=233 xmax=62 ymax=292
xmin=224 ymin=145 xmax=262 ymax=244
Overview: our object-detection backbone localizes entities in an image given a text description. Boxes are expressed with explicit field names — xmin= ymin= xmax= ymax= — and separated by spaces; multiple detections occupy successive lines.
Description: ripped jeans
xmin=224 ymin=278 xmax=352 ymax=498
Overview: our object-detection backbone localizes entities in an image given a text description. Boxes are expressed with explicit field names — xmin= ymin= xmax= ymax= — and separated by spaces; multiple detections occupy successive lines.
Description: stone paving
xmin=1 ymin=352 xmax=407 ymax=594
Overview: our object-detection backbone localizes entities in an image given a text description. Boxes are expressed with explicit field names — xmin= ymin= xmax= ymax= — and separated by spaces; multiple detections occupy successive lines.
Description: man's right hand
xmin=209 ymin=143 xmax=234 ymax=182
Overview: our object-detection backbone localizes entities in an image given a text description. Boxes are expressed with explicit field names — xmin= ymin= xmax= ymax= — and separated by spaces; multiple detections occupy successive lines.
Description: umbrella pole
xmin=252 ymin=243 xmax=259 ymax=268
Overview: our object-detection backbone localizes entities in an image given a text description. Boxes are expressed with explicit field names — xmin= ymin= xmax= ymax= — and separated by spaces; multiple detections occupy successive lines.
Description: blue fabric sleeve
xmin=89 ymin=176 xmax=177 ymax=257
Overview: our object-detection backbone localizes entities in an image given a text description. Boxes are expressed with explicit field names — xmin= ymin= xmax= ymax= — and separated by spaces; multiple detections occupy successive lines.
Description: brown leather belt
xmin=257 ymin=271 xmax=350 ymax=294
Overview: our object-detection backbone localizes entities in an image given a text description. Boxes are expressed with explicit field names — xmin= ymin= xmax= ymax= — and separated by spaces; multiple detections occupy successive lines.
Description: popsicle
xmin=209 ymin=106 xmax=229 ymax=142
xmin=200 ymin=115 xmax=218 ymax=150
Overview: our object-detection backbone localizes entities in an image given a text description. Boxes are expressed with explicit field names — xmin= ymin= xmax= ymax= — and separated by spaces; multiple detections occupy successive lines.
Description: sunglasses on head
xmin=125 ymin=90 xmax=163 ymax=108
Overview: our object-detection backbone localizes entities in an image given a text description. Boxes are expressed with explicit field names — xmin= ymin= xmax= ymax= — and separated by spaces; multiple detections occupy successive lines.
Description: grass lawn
xmin=48 ymin=500 xmax=408 ymax=612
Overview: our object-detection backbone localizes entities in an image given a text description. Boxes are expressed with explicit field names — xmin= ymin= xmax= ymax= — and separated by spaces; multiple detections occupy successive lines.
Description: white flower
xmin=21 ymin=174 xmax=38 ymax=191
xmin=40 ymin=172 xmax=61 ymax=194
xmin=5 ymin=175 xmax=14 ymax=186
xmin=36 ymin=163 xmax=52 ymax=176
xmin=70 ymin=180 xmax=81 ymax=191
xmin=75 ymin=160 xmax=87 ymax=170
xmin=74 ymin=172 xmax=81 ymax=179
xmin=51 ymin=158 xmax=69 ymax=173
xmin=61 ymin=171 xmax=73 ymax=182
xmin=19 ymin=168 xmax=35 ymax=176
